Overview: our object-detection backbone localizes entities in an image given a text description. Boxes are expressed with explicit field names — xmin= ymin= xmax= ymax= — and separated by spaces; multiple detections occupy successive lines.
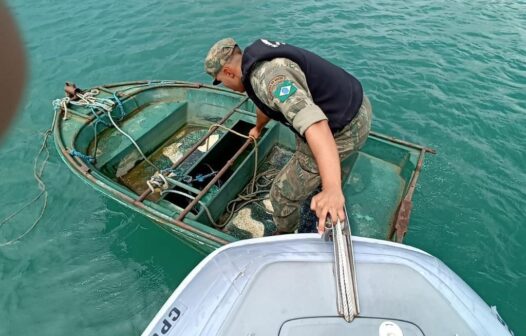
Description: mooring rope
xmin=0 ymin=112 xmax=57 ymax=247
xmin=54 ymin=88 xmax=159 ymax=171
xmin=69 ymin=149 xmax=96 ymax=164
xmin=106 ymin=106 xmax=160 ymax=170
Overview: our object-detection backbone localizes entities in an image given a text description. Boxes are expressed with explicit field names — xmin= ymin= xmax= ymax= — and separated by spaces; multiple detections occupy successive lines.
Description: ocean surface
xmin=1 ymin=0 xmax=524 ymax=334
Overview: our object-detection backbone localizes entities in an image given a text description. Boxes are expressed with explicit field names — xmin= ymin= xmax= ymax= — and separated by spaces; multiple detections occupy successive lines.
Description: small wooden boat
xmin=52 ymin=80 xmax=434 ymax=253
xmin=141 ymin=234 xmax=513 ymax=336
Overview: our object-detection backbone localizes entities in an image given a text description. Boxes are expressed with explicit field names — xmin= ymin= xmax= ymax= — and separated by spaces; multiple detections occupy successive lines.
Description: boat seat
xmin=95 ymin=101 xmax=188 ymax=176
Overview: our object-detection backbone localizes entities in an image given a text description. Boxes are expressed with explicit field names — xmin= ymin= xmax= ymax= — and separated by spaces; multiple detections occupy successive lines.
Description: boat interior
xmin=57 ymin=81 xmax=429 ymax=242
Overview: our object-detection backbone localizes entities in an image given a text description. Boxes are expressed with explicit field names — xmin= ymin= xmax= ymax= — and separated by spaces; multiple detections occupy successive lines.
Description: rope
xmin=71 ymin=90 xmax=114 ymax=113
xmin=112 ymin=92 xmax=126 ymax=119
xmin=88 ymin=107 xmax=111 ymax=127
xmin=218 ymin=168 xmax=278 ymax=227
xmin=74 ymin=89 xmax=159 ymax=170
xmin=146 ymin=172 xmax=169 ymax=193
xmin=199 ymin=123 xmax=285 ymax=229
xmin=85 ymin=90 xmax=158 ymax=169
xmin=208 ymin=123 xmax=258 ymax=191
xmin=161 ymin=190 xmax=218 ymax=227
xmin=0 ymin=113 xmax=57 ymax=247
xmin=106 ymin=108 xmax=159 ymax=170
xmin=52 ymin=97 xmax=71 ymax=120
xmin=69 ymin=149 xmax=95 ymax=164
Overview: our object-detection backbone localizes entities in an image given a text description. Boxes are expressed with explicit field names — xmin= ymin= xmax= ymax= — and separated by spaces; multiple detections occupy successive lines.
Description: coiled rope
xmin=219 ymin=168 xmax=278 ymax=227
xmin=201 ymin=124 xmax=279 ymax=229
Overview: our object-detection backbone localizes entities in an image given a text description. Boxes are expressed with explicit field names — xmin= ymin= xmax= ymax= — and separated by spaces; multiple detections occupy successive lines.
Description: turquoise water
xmin=1 ymin=0 xmax=525 ymax=334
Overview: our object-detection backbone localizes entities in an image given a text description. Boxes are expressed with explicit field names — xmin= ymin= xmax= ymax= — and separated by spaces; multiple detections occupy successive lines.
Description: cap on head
xmin=204 ymin=37 xmax=237 ymax=85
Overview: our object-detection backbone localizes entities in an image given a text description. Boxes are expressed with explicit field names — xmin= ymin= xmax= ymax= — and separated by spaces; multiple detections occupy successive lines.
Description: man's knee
xmin=270 ymin=182 xmax=301 ymax=233
xmin=269 ymin=154 xmax=320 ymax=234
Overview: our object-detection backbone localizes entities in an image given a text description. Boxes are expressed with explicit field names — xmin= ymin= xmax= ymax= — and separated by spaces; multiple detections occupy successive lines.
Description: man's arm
xmin=248 ymin=58 xmax=344 ymax=232
xmin=249 ymin=108 xmax=270 ymax=139
xmin=305 ymin=120 xmax=345 ymax=233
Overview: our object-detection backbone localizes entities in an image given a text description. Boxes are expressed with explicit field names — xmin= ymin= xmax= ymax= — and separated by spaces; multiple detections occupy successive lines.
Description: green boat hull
xmin=53 ymin=80 xmax=433 ymax=254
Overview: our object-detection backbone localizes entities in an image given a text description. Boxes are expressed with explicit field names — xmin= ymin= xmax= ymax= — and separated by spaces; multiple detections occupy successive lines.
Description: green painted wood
xmin=54 ymin=81 xmax=427 ymax=251
xmin=97 ymin=101 xmax=187 ymax=176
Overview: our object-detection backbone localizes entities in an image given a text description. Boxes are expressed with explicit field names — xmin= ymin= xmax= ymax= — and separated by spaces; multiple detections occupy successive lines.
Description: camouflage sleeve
xmin=249 ymin=58 xmax=327 ymax=136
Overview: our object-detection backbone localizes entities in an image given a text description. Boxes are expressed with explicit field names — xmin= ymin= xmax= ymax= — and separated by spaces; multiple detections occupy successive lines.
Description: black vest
xmin=241 ymin=39 xmax=363 ymax=137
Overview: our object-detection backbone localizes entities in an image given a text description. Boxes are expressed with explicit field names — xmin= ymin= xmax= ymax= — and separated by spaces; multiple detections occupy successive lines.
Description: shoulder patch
xmin=273 ymin=80 xmax=297 ymax=103
xmin=267 ymin=75 xmax=286 ymax=98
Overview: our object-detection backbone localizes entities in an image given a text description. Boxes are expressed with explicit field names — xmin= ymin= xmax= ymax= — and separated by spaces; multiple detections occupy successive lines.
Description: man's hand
xmin=248 ymin=126 xmax=262 ymax=139
xmin=311 ymin=187 xmax=346 ymax=233
xmin=249 ymin=108 xmax=270 ymax=140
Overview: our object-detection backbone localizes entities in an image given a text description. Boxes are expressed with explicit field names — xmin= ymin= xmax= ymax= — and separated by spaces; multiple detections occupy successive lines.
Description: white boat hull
xmin=143 ymin=234 xmax=512 ymax=336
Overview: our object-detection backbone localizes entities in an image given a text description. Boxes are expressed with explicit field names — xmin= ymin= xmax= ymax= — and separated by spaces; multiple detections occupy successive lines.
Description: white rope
xmin=71 ymin=90 xmax=114 ymax=112
xmin=208 ymin=123 xmax=258 ymax=191
xmin=146 ymin=172 xmax=169 ymax=193
xmin=72 ymin=89 xmax=159 ymax=170
xmin=61 ymin=98 xmax=70 ymax=120
xmin=106 ymin=109 xmax=159 ymax=170
xmin=161 ymin=190 xmax=218 ymax=227
xmin=56 ymin=88 xmax=159 ymax=173
xmin=0 ymin=112 xmax=57 ymax=247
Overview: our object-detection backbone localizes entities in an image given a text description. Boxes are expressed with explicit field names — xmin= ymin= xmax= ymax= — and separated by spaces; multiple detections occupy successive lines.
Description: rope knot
xmin=146 ymin=171 xmax=169 ymax=194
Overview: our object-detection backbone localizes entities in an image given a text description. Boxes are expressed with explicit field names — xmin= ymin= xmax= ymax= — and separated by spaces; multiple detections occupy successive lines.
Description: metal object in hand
xmin=322 ymin=206 xmax=360 ymax=322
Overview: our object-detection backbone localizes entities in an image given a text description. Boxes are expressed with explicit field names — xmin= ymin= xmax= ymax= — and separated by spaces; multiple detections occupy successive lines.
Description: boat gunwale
xmin=53 ymin=107 xmax=232 ymax=250
xmin=53 ymin=80 xmax=435 ymax=246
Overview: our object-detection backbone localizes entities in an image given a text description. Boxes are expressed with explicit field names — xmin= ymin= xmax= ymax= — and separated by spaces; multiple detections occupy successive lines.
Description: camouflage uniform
xmin=204 ymin=39 xmax=373 ymax=234
xmin=250 ymin=58 xmax=372 ymax=233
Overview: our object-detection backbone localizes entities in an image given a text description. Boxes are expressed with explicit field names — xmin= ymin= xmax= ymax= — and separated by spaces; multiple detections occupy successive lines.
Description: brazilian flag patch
xmin=273 ymin=80 xmax=297 ymax=103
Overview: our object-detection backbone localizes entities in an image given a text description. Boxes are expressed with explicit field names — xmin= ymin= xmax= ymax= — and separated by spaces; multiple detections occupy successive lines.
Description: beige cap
xmin=204 ymin=37 xmax=237 ymax=85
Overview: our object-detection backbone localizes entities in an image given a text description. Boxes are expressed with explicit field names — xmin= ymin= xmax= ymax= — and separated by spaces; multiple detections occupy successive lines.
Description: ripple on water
xmin=2 ymin=0 xmax=525 ymax=334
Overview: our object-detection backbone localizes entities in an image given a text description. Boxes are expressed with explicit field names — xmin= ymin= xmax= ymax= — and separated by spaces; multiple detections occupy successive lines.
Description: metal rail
xmin=53 ymin=108 xmax=230 ymax=247
xmin=369 ymin=131 xmax=435 ymax=243
xmin=388 ymin=148 xmax=427 ymax=242
xmin=135 ymin=96 xmax=249 ymax=203
xmin=370 ymin=131 xmax=436 ymax=154
xmin=176 ymin=138 xmax=254 ymax=221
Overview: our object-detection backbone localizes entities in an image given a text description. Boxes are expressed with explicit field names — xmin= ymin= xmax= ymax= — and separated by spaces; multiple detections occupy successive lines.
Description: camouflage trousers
xmin=270 ymin=95 xmax=373 ymax=233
